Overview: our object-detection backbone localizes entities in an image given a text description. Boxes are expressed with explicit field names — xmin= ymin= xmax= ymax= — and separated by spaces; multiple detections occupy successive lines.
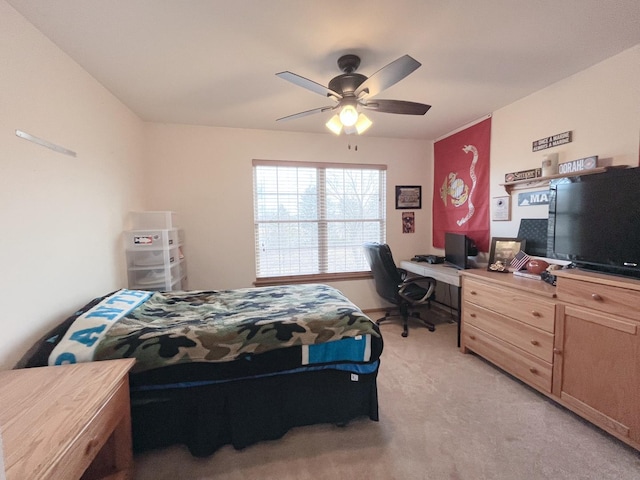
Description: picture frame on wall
xmin=492 ymin=196 xmax=510 ymax=221
xmin=487 ymin=237 xmax=526 ymax=272
xmin=395 ymin=185 xmax=422 ymax=209
xmin=402 ymin=212 xmax=415 ymax=233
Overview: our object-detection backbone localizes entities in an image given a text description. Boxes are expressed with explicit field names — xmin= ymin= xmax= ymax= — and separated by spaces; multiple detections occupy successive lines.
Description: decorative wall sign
xmin=396 ymin=185 xmax=422 ymax=209
xmin=492 ymin=196 xmax=510 ymax=221
xmin=504 ymin=168 xmax=542 ymax=183
xmin=532 ymin=131 xmax=572 ymax=152
xmin=558 ymin=155 xmax=598 ymax=175
xmin=518 ymin=190 xmax=550 ymax=206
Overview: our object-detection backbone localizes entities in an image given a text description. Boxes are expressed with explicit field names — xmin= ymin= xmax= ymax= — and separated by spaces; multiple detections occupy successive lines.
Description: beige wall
xmin=142 ymin=125 xmax=432 ymax=309
xmin=0 ymin=1 xmax=146 ymax=369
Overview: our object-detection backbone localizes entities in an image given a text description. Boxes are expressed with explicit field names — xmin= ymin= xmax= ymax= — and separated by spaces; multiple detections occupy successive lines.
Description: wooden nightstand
xmin=0 ymin=359 xmax=135 ymax=480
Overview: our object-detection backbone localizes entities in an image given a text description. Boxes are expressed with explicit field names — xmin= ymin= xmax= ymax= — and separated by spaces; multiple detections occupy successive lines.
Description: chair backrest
xmin=363 ymin=242 xmax=402 ymax=304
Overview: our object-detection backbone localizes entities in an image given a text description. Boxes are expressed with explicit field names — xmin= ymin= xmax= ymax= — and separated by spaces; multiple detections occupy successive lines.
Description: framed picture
xmin=402 ymin=211 xmax=415 ymax=233
xmin=487 ymin=237 xmax=526 ymax=272
xmin=396 ymin=185 xmax=422 ymax=209
xmin=492 ymin=196 xmax=510 ymax=221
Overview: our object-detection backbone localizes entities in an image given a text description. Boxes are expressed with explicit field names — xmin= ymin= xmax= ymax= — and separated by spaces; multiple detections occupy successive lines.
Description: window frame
xmin=252 ymin=159 xmax=386 ymax=285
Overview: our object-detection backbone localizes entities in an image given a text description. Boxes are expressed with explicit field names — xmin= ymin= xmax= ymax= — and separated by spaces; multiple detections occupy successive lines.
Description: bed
xmin=16 ymin=283 xmax=384 ymax=457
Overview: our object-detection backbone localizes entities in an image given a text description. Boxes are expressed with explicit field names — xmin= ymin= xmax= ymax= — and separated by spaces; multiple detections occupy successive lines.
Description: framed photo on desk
xmin=487 ymin=237 xmax=526 ymax=272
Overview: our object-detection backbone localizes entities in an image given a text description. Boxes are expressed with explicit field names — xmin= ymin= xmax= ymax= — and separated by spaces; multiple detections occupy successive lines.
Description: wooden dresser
xmin=460 ymin=268 xmax=640 ymax=451
xmin=0 ymin=359 xmax=135 ymax=480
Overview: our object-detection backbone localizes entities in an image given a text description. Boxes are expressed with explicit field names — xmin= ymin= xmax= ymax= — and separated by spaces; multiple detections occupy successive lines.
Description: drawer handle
xmin=530 ymin=340 xmax=539 ymax=346
xmin=553 ymin=348 xmax=562 ymax=355
xmin=469 ymin=335 xmax=476 ymax=340
xmin=470 ymin=313 xmax=477 ymax=318
xmin=591 ymin=293 xmax=603 ymax=301
xmin=531 ymin=311 xmax=541 ymax=317
xmin=470 ymin=290 xmax=477 ymax=295
xmin=529 ymin=367 xmax=538 ymax=374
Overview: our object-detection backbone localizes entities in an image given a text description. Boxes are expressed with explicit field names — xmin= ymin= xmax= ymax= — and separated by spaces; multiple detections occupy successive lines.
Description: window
xmin=253 ymin=160 xmax=386 ymax=280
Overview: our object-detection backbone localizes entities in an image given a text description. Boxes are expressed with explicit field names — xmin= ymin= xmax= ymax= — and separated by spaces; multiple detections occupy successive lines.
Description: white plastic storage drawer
xmin=131 ymin=211 xmax=179 ymax=230
xmin=175 ymin=262 xmax=187 ymax=290
xmin=124 ymin=229 xmax=183 ymax=250
xmin=127 ymin=262 xmax=183 ymax=291
xmin=126 ymin=246 xmax=182 ymax=268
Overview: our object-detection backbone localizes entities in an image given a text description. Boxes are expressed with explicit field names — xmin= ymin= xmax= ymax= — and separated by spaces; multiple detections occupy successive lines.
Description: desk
xmin=400 ymin=261 xmax=461 ymax=288
xmin=400 ymin=260 xmax=463 ymax=345
xmin=0 ymin=359 xmax=135 ymax=480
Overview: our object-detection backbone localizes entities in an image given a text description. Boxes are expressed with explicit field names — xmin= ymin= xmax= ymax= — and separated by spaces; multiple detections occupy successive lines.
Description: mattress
xmin=17 ymin=284 xmax=384 ymax=389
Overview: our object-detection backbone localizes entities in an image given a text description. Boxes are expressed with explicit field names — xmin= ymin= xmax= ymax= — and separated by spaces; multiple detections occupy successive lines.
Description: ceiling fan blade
xmin=354 ymin=55 xmax=421 ymax=98
xmin=276 ymin=71 xmax=342 ymax=99
xmin=276 ymin=105 xmax=336 ymax=122
xmin=361 ymin=99 xmax=431 ymax=115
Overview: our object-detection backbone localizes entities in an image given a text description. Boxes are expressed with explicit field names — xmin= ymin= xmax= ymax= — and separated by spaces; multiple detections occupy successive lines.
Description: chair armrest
xmin=397 ymin=268 xmax=408 ymax=281
xmin=398 ymin=276 xmax=437 ymax=303
xmin=398 ymin=269 xmax=426 ymax=283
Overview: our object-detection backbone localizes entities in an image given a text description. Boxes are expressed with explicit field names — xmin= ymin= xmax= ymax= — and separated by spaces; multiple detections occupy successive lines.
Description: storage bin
xmin=126 ymin=246 xmax=181 ymax=268
xmin=127 ymin=261 xmax=184 ymax=291
xmin=172 ymin=273 xmax=188 ymax=291
xmin=123 ymin=229 xmax=182 ymax=250
xmin=131 ymin=211 xmax=179 ymax=230
xmin=124 ymin=220 xmax=187 ymax=291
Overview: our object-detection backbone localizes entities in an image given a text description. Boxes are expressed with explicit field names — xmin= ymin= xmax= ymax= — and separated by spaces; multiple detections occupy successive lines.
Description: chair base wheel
xmin=401 ymin=331 xmax=408 ymax=337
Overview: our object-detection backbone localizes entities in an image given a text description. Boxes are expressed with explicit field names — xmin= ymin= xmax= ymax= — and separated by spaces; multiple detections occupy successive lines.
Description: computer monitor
xmin=445 ymin=232 xmax=472 ymax=270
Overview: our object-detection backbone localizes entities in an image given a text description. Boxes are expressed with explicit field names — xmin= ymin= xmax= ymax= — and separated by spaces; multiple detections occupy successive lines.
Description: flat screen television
xmin=444 ymin=232 xmax=476 ymax=270
xmin=549 ymin=167 xmax=640 ymax=279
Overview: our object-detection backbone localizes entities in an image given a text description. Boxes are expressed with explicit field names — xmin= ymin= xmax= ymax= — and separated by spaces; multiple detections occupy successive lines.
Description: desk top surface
xmin=401 ymin=260 xmax=464 ymax=287
xmin=0 ymin=359 xmax=135 ymax=480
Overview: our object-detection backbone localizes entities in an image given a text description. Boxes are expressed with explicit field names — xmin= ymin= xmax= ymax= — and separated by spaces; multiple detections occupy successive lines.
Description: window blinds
xmin=253 ymin=160 xmax=386 ymax=278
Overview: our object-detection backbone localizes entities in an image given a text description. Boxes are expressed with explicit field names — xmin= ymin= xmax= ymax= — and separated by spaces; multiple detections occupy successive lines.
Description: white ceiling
xmin=7 ymin=0 xmax=640 ymax=140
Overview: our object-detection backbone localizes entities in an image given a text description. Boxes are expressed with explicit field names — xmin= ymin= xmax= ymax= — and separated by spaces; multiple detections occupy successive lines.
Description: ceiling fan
xmin=276 ymin=54 xmax=431 ymax=135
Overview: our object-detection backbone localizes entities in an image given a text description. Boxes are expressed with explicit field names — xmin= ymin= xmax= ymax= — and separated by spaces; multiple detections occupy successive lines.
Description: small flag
xmin=509 ymin=250 xmax=531 ymax=271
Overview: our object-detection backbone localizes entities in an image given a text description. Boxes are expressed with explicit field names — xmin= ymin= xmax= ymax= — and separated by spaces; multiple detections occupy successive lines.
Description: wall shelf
xmin=500 ymin=166 xmax=615 ymax=194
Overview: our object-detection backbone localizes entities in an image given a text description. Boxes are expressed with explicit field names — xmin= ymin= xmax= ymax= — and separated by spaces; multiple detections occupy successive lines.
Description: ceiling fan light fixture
xmin=343 ymin=124 xmax=357 ymax=135
xmin=339 ymin=104 xmax=359 ymax=127
xmin=326 ymin=114 xmax=343 ymax=135
xmin=354 ymin=113 xmax=372 ymax=134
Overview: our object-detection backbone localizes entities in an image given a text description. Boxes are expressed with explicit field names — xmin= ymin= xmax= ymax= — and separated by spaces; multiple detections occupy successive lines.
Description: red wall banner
xmin=432 ymin=117 xmax=491 ymax=252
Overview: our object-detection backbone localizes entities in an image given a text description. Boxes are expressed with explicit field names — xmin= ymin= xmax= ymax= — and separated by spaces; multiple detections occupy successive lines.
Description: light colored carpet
xmin=134 ymin=312 xmax=640 ymax=480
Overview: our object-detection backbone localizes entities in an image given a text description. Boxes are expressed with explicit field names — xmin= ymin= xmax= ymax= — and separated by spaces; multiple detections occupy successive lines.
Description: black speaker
xmin=466 ymin=238 xmax=478 ymax=256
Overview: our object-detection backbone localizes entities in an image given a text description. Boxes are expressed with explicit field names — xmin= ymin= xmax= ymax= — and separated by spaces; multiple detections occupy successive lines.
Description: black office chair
xmin=363 ymin=242 xmax=437 ymax=337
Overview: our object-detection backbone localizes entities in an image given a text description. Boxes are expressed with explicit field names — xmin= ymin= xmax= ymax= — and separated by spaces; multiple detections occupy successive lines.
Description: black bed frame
xmin=131 ymin=368 xmax=379 ymax=457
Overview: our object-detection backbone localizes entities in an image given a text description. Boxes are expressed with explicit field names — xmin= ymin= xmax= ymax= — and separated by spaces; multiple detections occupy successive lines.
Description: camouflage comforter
xmin=53 ymin=284 xmax=379 ymax=373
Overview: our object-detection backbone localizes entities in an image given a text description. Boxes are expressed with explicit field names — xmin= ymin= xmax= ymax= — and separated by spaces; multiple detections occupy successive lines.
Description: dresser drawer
xmin=464 ymin=302 xmax=554 ymax=363
xmin=464 ymin=278 xmax=555 ymax=333
xmin=463 ymin=324 xmax=552 ymax=393
xmin=556 ymin=276 xmax=640 ymax=321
